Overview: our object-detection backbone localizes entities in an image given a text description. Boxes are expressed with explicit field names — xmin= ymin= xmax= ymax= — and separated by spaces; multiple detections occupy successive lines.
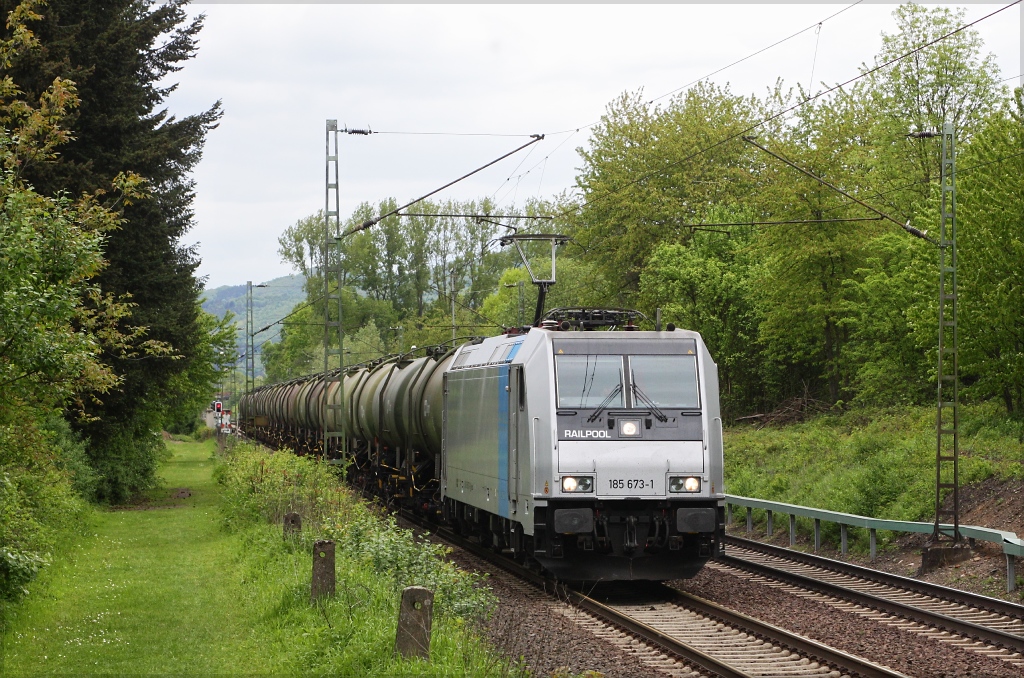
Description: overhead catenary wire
xmin=814 ymin=150 xmax=1024 ymax=219
xmin=483 ymin=3 xmax=864 ymax=206
xmin=741 ymin=135 xmax=933 ymax=242
xmin=342 ymin=135 xmax=544 ymax=238
xmin=242 ymin=150 xmax=1024 ymax=345
xmin=490 ymin=129 xmax=582 ymax=204
xmin=807 ymin=21 xmax=824 ymax=98
xmin=660 ymin=216 xmax=884 ymax=229
xmin=253 ymin=293 xmax=323 ymax=335
xmin=396 ymin=213 xmax=552 ymax=219
xmin=546 ymin=1 xmax=865 ymax=136
xmin=371 ymin=130 xmax=539 ymax=138
xmin=561 ymin=1 xmax=1021 ymax=220
xmin=244 ymin=80 xmax=1023 ymax=354
xmin=431 ymin=283 xmax=505 ymax=329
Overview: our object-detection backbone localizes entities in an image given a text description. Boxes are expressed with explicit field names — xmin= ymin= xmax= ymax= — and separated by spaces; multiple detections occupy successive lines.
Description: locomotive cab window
xmin=628 ymin=355 xmax=700 ymax=409
xmin=555 ymin=355 xmax=624 ymax=409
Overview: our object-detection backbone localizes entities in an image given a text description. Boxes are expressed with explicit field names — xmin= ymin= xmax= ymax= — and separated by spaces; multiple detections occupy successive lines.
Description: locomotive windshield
xmin=629 ymin=355 xmax=700 ymax=408
xmin=555 ymin=353 xmax=700 ymax=410
xmin=555 ymin=355 xmax=624 ymax=408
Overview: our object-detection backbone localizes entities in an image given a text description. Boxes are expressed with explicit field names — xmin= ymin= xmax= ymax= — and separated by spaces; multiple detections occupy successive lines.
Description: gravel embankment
xmin=446 ymin=549 xmax=665 ymax=678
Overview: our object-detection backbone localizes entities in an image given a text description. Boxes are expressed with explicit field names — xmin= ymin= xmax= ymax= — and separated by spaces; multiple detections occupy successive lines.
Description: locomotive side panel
xmin=698 ymin=341 xmax=725 ymax=497
xmin=444 ymin=366 xmax=509 ymax=518
xmin=517 ymin=335 xmax=555 ymax=504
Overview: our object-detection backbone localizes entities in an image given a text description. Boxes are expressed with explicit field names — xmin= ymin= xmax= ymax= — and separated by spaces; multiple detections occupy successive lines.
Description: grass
xmin=2 ymin=437 xmax=520 ymax=676
xmin=214 ymin=440 xmax=517 ymax=676
xmin=1 ymin=438 xmax=281 ymax=674
xmin=723 ymin=402 xmax=1024 ymax=551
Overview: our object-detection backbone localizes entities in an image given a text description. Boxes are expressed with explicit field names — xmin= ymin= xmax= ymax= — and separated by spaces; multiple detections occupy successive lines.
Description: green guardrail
xmin=724 ymin=494 xmax=1022 ymax=593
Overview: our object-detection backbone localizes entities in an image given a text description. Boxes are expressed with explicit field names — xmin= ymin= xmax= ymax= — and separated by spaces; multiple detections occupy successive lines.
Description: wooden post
xmin=395 ymin=586 xmax=434 ymax=659
xmin=311 ymin=539 xmax=335 ymax=603
xmin=284 ymin=512 xmax=302 ymax=537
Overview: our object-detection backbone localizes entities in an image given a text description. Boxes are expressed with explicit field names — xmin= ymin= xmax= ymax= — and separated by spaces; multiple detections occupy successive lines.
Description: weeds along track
xmin=401 ymin=511 xmax=908 ymax=678
xmin=718 ymin=536 xmax=1024 ymax=666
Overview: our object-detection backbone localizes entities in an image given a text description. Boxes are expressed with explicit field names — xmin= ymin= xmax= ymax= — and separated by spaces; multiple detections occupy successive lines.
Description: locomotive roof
xmin=448 ymin=328 xmax=706 ymax=372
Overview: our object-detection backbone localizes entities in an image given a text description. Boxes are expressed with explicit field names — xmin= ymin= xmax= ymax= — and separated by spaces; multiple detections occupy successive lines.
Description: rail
xmin=724 ymin=494 xmax=1023 ymax=592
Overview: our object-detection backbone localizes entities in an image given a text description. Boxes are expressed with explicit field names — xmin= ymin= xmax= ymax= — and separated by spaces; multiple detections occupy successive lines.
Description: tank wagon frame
xmin=239 ymin=323 xmax=726 ymax=582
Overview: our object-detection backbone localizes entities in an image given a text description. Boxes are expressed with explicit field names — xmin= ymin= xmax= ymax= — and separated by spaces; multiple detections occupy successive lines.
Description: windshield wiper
xmin=586 ymin=383 xmax=622 ymax=423
xmin=631 ymin=382 xmax=668 ymax=422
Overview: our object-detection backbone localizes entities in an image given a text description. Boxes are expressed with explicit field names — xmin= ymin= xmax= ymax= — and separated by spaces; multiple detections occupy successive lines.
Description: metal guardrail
xmin=724 ymin=494 xmax=1022 ymax=593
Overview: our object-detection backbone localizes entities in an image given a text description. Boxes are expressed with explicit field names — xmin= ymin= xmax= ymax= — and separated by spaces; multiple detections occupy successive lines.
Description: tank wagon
xmin=239 ymin=321 xmax=725 ymax=581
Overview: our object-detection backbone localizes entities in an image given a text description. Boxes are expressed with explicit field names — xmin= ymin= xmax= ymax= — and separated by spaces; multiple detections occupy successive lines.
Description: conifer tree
xmin=1 ymin=0 xmax=221 ymax=500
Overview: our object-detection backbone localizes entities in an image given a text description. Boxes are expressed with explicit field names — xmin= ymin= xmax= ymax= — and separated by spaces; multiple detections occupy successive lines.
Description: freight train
xmin=238 ymin=310 xmax=725 ymax=581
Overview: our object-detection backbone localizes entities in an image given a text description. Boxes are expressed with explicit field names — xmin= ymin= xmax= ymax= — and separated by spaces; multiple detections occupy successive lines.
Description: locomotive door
xmin=507 ymin=365 xmax=521 ymax=512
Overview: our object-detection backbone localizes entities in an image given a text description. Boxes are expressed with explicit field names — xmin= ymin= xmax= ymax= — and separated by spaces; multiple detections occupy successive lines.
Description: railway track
xmin=718 ymin=535 xmax=1024 ymax=665
xmin=578 ymin=583 xmax=908 ymax=678
xmin=405 ymin=513 xmax=908 ymax=678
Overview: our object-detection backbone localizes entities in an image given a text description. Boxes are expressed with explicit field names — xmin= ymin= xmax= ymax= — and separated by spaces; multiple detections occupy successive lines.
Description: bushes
xmin=85 ymin=408 xmax=169 ymax=504
xmin=218 ymin=442 xmax=495 ymax=621
xmin=724 ymin=404 xmax=1024 ymax=551
xmin=0 ymin=409 xmax=91 ymax=606
xmin=216 ymin=442 xmax=508 ymax=675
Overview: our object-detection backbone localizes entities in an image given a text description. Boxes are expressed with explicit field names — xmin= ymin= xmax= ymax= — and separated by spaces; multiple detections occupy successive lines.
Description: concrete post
xmin=766 ymin=510 xmax=773 ymax=538
xmin=789 ymin=514 xmax=796 ymax=547
xmin=870 ymin=528 xmax=877 ymax=561
xmin=814 ymin=519 xmax=821 ymax=552
xmin=311 ymin=539 xmax=336 ymax=603
xmin=284 ymin=512 xmax=302 ymax=537
xmin=746 ymin=507 xmax=752 ymax=534
xmin=841 ymin=524 xmax=848 ymax=556
xmin=1008 ymin=554 xmax=1016 ymax=593
xmin=395 ymin=586 xmax=434 ymax=660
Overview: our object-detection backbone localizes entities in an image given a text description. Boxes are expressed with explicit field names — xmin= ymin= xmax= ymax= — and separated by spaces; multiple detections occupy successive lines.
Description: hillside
xmin=201 ymin=274 xmax=307 ymax=366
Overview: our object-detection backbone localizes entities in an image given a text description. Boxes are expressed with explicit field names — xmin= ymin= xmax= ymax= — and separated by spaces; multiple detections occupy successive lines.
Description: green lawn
xmin=1 ymin=438 xmax=280 ymax=675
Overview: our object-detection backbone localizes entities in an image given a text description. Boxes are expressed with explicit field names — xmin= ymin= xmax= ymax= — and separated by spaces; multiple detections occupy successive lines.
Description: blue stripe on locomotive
xmin=497 ymin=365 xmax=510 ymax=518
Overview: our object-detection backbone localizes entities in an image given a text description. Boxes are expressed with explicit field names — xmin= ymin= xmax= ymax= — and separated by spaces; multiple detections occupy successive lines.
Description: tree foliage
xmin=0 ymin=0 xmax=222 ymax=500
xmin=551 ymin=2 xmax=1018 ymax=418
xmin=957 ymin=90 xmax=1024 ymax=414
xmin=0 ymin=0 xmax=183 ymax=602
xmin=262 ymin=3 xmax=1020 ymax=427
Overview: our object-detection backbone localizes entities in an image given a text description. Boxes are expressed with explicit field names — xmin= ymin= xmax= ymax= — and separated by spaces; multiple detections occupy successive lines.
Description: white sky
xmin=170 ymin=3 xmax=1022 ymax=290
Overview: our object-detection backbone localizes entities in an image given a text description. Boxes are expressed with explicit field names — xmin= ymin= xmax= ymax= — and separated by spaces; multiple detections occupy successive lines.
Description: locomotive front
xmin=442 ymin=327 xmax=725 ymax=582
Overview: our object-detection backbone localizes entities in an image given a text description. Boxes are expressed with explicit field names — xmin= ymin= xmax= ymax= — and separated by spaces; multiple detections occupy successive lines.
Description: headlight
xmin=619 ymin=419 xmax=642 ymax=437
xmin=669 ymin=476 xmax=701 ymax=493
xmin=561 ymin=476 xmax=593 ymax=493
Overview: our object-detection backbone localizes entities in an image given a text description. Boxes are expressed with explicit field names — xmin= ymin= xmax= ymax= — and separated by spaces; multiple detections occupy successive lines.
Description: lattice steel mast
xmin=933 ymin=121 xmax=961 ymax=543
xmin=324 ymin=121 xmax=344 ymax=457
xmin=246 ymin=280 xmax=255 ymax=394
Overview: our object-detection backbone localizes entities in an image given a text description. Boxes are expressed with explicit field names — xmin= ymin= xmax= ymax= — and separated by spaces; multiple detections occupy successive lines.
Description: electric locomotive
xmin=441 ymin=313 xmax=724 ymax=581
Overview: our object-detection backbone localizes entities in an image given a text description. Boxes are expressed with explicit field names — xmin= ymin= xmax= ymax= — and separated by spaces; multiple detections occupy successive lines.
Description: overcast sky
xmin=171 ymin=3 xmax=1022 ymax=290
